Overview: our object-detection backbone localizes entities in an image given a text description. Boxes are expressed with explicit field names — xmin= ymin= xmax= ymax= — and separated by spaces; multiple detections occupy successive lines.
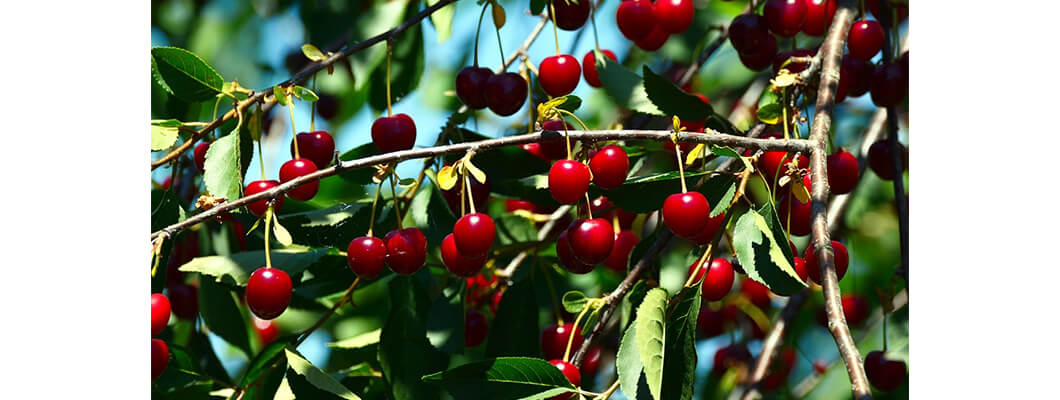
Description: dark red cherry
xmin=841 ymin=294 xmax=869 ymax=326
xmin=539 ymin=55 xmax=581 ymax=97
xmin=551 ymin=0 xmax=591 ymax=30
xmin=662 ymin=192 xmax=712 ymax=238
xmin=347 ymin=236 xmax=387 ymax=279
xmin=465 ymin=310 xmax=489 ymax=347
xmin=792 ymin=256 xmax=808 ymax=282
xmin=167 ymin=283 xmax=198 ymax=319
xmin=801 ymin=0 xmax=837 ymax=36
xmin=836 ymin=55 xmax=872 ymax=101
xmin=484 ymin=72 xmax=529 ymax=116
xmin=729 ymin=13 xmax=772 ymax=54
xmin=290 ymin=131 xmax=335 ymax=169
xmin=773 ymin=48 xmax=815 ymax=74
xmin=279 ymin=158 xmax=320 ymax=201
xmin=194 ymin=141 xmax=210 ymax=173
xmin=688 ymin=211 xmax=726 ymax=245
xmin=151 ymin=293 xmax=171 ymax=337
xmin=603 ymin=230 xmax=638 ymax=272
xmin=777 ymin=195 xmax=812 ymax=236
xmin=542 ymin=322 xmax=584 ymax=361
xmin=453 ymin=212 xmax=496 ymax=256
xmin=581 ymin=346 xmax=602 ymax=376
xmin=455 ymin=66 xmax=493 ymax=109
xmin=589 ymin=145 xmax=629 ymax=189
xmin=556 ymin=229 xmax=595 ymax=274
xmin=634 ymin=24 xmax=670 ymax=51
xmin=865 ymin=350 xmax=907 ymax=392
xmin=653 ymin=0 xmax=695 ymax=34
xmin=253 ymin=317 xmax=279 ymax=345
xmin=548 ymin=160 xmax=591 ymax=204
xmin=315 ymin=93 xmax=339 ymax=120
xmin=740 ymin=278 xmax=772 ymax=309
xmin=804 ymin=240 xmax=849 ymax=284
xmin=384 ymin=228 xmax=428 ymax=275
xmin=371 ymin=113 xmax=417 ymax=154
xmin=151 ymin=339 xmax=169 ymax=379
xmin=540 ymin=119 xmax=573 ymax=160
xmin=616 ymin=0 xmax=655 ymax=41
xmin=696 ymin=305 xmax=728 ymax=338
xmin=442 ymin=233 xmax=487 ymax=277
xmin=245 ymin=180 xmax=283 ymax=217
xmin=868 ymin=140 xmax=908 ymax=180
xmin=582 ymin=49 xmax=617 ymax=88
xmin=847 ymin=20 xmax=885 ymax=61
xmin=688 ymin=258 xmax=735 ymax=301
xmin=870 ymin=62 xmax=908 ymax=107
xmin=737 ymin=35 xmax=778 ymax=71
xmin=441 ymin=172 xmax=491 ymax=214
xmin=246 ymin=267 xmax=293 ymax=320
xmin=712 ymin=344 xmax=752 ymax=376
xmin=568 ymin=218 xmax=616 ymax=265
xmin=550 ymin=359 xmax=582 ymax=397
xmin=763 ymin=0 xmax=807 ymax=37
xmin=826 ymin=149 xmax=859 ymax=194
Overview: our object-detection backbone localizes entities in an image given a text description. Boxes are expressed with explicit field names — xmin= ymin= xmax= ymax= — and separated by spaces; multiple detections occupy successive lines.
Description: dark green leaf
xmin=448 ymin=129 xmax=551 ymax=180
xmin=555 ymin=95 xmax=582 ymax=113
xmin=198 ymin=279 xmax=252 ymax=357
xmin=422 ymin=357 xmax=576 ymax=400
xmin=756 ymin=102 xmax=782 ymax=125
xmin=635 ymin=288 xmax=668 ymax=400
xmin=486 ymin=276 xmax=540 ymax=358
xmin=596 ymin=56 xmax=662 ymax=115
xmin=495 ymin=214 xmax=538 ymax=246
xmin=150 ymin=47 xmax=224 ymax=102
xmin=661 ymin=285 xmax=700 ymax=400
xmin=239 ymin=341 xmax=289 ymax=386
xmin=328 ymin=329 xmax=381 ymax=349
xmin=530 ymin=0 xmax=549 ymax=15
xmin=369 ymin=21 xmax=424 ymax=110
xmin=616 ymin=323 xmax=652 ymax=400
xmin=338 ymin=143 xmax=380 ymax=184
xmin=561 ymin=291 xmax=587 ymax=314
xmin=426 ymin=279 xmax=465 ymax=354
xmin=179 ymin=247 xmax=334 ymax=286
xmin=379 ymin=276 xmax=446 ymax=400
xmin=732 ymin=206 xmax=805 ymax=296
xmin=285 ymin=349 xmax=360 ymax=399
xmin=410 ymin=181 xmax=458 ymax=247
xmin=592 ymin=170 xmax=713 ymax=213
xmin=642 ymin=66 xmax=712 ymax=122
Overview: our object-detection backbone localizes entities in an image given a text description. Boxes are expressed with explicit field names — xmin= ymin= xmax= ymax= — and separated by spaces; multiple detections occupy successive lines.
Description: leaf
xmin=427 ymin=0 xmax=456 ymax=42
xmin=238 ymin=341 xmax=288 ymax=400
xmin=379 ymin=276 xmax=447 ymax=400
xmin=273 ymin=85 xmax=289 ymax=106
xmin=771 ymin=70 xmax=798 ymax=88
xmin=756 ymin=102 xmax=782 ymax=125
xmin=530 ymin=0 xmax=549 ymax=15
xmin=422 ymin=357 xmax=576 ymax=400
xmin=635 ymin=288 xmax=668 ymax=400
xmin=151 ymin=125 xmax=179 ymax=151
xmin=642 ymin=66 xmax=712 ymax=122
xmin=292 ymin=85 xmax=319 ymax=102
xmin=561 ymin=291 xmax=587 ymax=314
xmin=285 ymin=349 xmax=361 ymax=399
xmin=684 ymin=143 xmax=706 ymax=166
xmin=337 ymin=143 xmax=380 ymax=184
xmin=591 ymin=170 xmax=712 ymax=213
xmin=597 ymin=57 xmax=662 ymax=115
xmin=495 ymin=214 xmax=538 ymax=246
xmin=464 ymin=160 xmax=488 ymax=184
xmin=732 ymin=207 xmax=805 ymax=296
xmin=150 ymin=47 xmax=224 ymax=102
xmin=179 ymin=247 xmax=333 ymax=286
xmin=486 ymin=277 xmax=540 ymax=358
xmin=555 ymin=95 xmax=582 ymax=113
xmin=711 ymin=146 xmax=754 ymax=173
xmin=491 ymin=0 xmax=506 ymax=29
xmin=410 ymin=181 xmax=458 ymax=247
xmin=617 ymin=323 xmax=644 ymax=400
xmin=198 ymin=279 xmax=253 ymax=357
xmin=301 ymin=43 xmax=327 ymax=61
xmin=447 ymin=129 xmax=551 ymax=180
xmin=437 ymin=165 xmax=459 ymax=190
xmin=151 ymin=119 xmax=183 ymax=127
xmin=426 ymin=279 xmax=466 ymax=354
xmin=661 ymin=286 xmax=700 ymax=400
xmin=328 ymin=329 xmax=381 ymax=349
xmin=272 ymin=214 xmax=293 ymax=247
xmin=202 ymin=120 xmax=253 ymax=202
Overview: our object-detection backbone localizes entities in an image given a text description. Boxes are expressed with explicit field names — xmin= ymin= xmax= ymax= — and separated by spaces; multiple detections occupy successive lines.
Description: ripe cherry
xmin=773 ymin=48 xmax=815 ymax=74
xmin=548 ymin=160 xmax=591 ymax=204
xmin=760 ymin=147 xmax=809 ymax=182
xmin=712 ymin=344 xmax=752 ymax=376
xmin=245 ymin=180 xmax=283 ymax=217
xmin=542 ymin=323 xmax=583 ymax=360
xmin=696 ymin=305 xmax=730 ymax=338
xmin=581 ymin=346 xmax=602 ymax=376
xmin=737 ymin=35 xmax=778 ymax=71
xmin=466 ymin=274 xmax=497 ymax=307
xmin=868 ymin=140 xmax=908 ymax=180
xmin=740 ymin=278 xmax=772 ymax=309
xmin=847 ymin=20 xmax=885 ymax=61
xmin=604 ymin=230 xmax=638 ymax=272
xmin=253 ymin=317 xmax=279 ymax=345
xmin=539 ymin=119 xmax=573 ymax=160
xmin=539 ymin=55 xmax=581 ymax=97
xmin=589 ymin=145 xmax=629 ymax=189
xmin=168 ymin=283 xmax=198 ymax=319
xmin=549 ymin=359 xmax=582 ymax=396
xmin=865 ymin=350 xmax=907 ymax=392
xmin=568 ymin=218 xmax=616 ymax=265
xmin=551 ymin=0 xmax=591 ymax=30
xmin=653 ymin=0 xmax=695 ymax=34
xmin=151 ymin=339 xmax=169 ymax=380
xmin=315 ymin=93 xmax=339 ymax=120
xmin=801 ymin=0 xmax=837 ymax=36
xmin=841 ymin=294 xmax=869 ymax=326
xmin=777 ymin=194 xmax=812 ymax=236
xmin=246 ymin=267 xmax=293 ymax=320
xmin=291 ymin=131 xmax=335 ymax=169
xmin=442 ymin=233 xmax=487 ymax=277
xmin=465 ymin=310 xmax=489 ymax=347
xmin=384 ymin=228 xmax=428 ymax=275
xmin=804 ymin=240 xmax=849 ymax=284
xmin=556 ymin=230 xmax=595 ymax=274
xmin=455 ymin=66 xmax=493 ymax=109
xmin=347 ymin=236 xmax=387 ymax=279
xmin=662 ymin=192 xmax=712 ymax=238
xmin=506 ymin=199 xmax=543 ymax=214
xmin=151 ymin=293 xmax=171 ymax=337
xmin=688 ymin=258 xmax=735 ymax=302
xmin=870 ymin=62 xmax=908 ymax=107
xmin=453 ymin=213 xmax=496 ymax=256
xmin=837 ymin=55 xmax=873 ymax=101
xmin=792 ymin=256 xmax=809 ymax=282
xmin=729 ymin=13 xmax=772 ymax=54
xmin=616 ymin=0 xmax=655 ymax=41
xmin=634 ymin=24 xmax=670 ymax=51
xmin=484 ymin=72 xmax=528 ymax=116
xmin=371 ymin=113 xmax=417 ymax=154
xmin=582 ymin=49 xmax=617 ymax=88
xmin=688 ymin=211 xmax=726 ymax=245
xmin=827 ymin=149 xmax=859 ymax=195
xmin=279 ymin=158 xmax=320 ymax=201
xmin=194 ymin=141 xmax=210 ymax=173
xmin=763 ymin=0 xmax=807 ymax=37
xmin=441 ymin=174 xmax=490 ymax=214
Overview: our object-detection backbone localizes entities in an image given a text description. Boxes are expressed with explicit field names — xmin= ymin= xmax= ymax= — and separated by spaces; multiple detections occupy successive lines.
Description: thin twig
xmin=494 ymin=205 xmax=572 ymax=279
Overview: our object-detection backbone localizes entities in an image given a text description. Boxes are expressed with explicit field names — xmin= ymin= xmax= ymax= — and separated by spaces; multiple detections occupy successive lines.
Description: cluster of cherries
xmin=616 ymin=0 xmax=696 ymax=51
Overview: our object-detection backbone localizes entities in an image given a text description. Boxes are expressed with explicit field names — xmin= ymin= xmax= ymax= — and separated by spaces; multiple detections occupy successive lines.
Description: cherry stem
xmin=288 ymin=99 xmax=301 ymax=159
xmin=389 ymin=169 xmax=403 ymax=228
xmin=584 ymin=193 xmax=593 ymax=219
xmin=367 ymin=179 xmax=384 ymax=237
xmin=563 ymin=305 xmax=590 ymax=362
xmin=473 ymin=4 xmax=489 ymax=67
xmin=673 ymin=136 xmax=689 ymax=193
xmin=264 ymin=206 xmax=274 ymax=269
xmin=310 ymin=74 xmax=317 ymax=132
xmin=588 ymin=0 xmax=600 ymax=51
xmin=257 ymin=130 xmax=266 ymax=180
xmin=781 ymin=88 xmax=790 ymax=140
xmin=858 ymin=0 xmax=866 ymax=20
xmin=211 ymin=98 xmax=222 ymax=139
xmin=882 ymin=309 xmax=889 ymax=352
xmin=459 ymin=169 xmax=467 ymax=216
xmin=548 ymin=1 xmax=561 ymax=56
xmin=493 ymin=8 xmax=507 ymax=66
xmin=682 ymin=245 xmax=713 ymax=288
xmin=385 ymin=41 xmax=393 ymax=117
xmin=464 ymin=173 xmax=478 ymax=214
xmin=557 ymin=109 xmax=590 ymax=159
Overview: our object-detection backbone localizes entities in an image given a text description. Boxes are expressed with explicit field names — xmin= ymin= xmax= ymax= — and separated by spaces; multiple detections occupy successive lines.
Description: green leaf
xmin=700 ymin=175 xmax=738 ymax=218
xmin=348 ymin=0 xmax=412 ymax=91
xmin=422 ymin=357 xmax=576 ymax=400
xmin=617 ymin=322 xmax=651 ymax=400
xmin=756 ymin=102 xmax=782 ymax=125
xmin=495 ymin=214 xmax=538 ymax=246
xmin=337 ymin=143 xmax=380 ymax=184
xmin=530 ymin=0 xmax=549 ymax=15
xmin=410 ymin=182 xmax=458 ymax=247
xmin=561 ymin=291 xmax=588 ymax=314
xmin=239 ymin=341 xmax=288 ymax=385
xmin=447 ymin=129 xmax=551 ymax=180
xmin=597 ymin=56 xmax=663 ymax=115
xmin=711 ymin=146 xmax=755 ymax=174
xmin=369 ymin=21 xmax=424 ymax=111
xmin=555 ymin=95 xmax=582 ymax=113
xmin=151 ymin=125 xmax=179 ymax=151
xmin=179 ymin=247 xmax=333 ymax=286
xmin=636 ymin=288 xmax=668 ymax=400
xmin=273 ymin=85 xmax=289 ymax=106
xmin=292 ymin=85 xmax=319 ymax=102
xmin=427 ymin=0 xmax=456 ymax=42
xmin=151 ymin=118 xmax=183 ymax=127
xmin=591 ymin=170 xmax=713 ymax=213
xmin=285 ymin=349 xmax=361 ymax=399
xmin=238 ymin=341 xmax=288 ymax=400
xmin=301 ymin=43 xmax=327 ymax=61
xmin=379 ymin=276 xmax=447 ymax=400
xmin=202 ymin=121 xmax=253 ymax=202
xmin=732 ymin=206 xmax=806 ymax=296
xmin=486 ymin=277 xmax=540 ymax=358
xmin=150 ymin=47 xmax=224 ymax=102
xmin=328 ymin=329 xmax=381 ymax=349
xmin=642 ymin=66 xmax=712 ymax=122
xmin=661 ymin=286 xmax=700 ymax=400
xmin=426 ymin=279 xmax=466 ymax=354
xmin=198 ymin=279 xmax=252 ymax=357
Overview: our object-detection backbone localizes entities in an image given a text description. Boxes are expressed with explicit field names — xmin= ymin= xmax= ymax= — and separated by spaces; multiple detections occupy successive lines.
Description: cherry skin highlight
xmin=548 ymin=160 xmax=592 ymax=204
xmin=588 ymin=145 xmax=629 ymax=190
xmin=453 ymin=213 xmax=496 ymax=256
xmin=455 ymin=66 xmax=493 ymax=109
xmin=567 ymin=218 xmax=616 ymax=265
xmin=279 ymin=158 xmax=320 ymax=201
xmin=384 ymin=228 xmax=428 ymax=275
xmin=246 ymin=267 xmax=293 ymax=320
xmin=541 ymin=322 xmax=584 ymax=361
xmin=244 ymin=180 xmax=283 ymax=217
xmin=347 ymin=236 xmax=387 ymax=279
xmin=653 ymin=0 xmax=695 ymax=34
xmin=371 ymin=113 xmax=417 ymax=154
xmin=539 ymin=55 xmax=581 ymax=97
xmin=662 ymin=192 xmax=712 ymax=239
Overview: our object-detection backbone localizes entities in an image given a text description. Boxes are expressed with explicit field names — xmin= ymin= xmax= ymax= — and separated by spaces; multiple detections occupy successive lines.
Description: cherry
xmin=194 ymin=141 xmax=210 ymax=173
xmin=539 ymin=55 xmax=581 ymax=97
xmin=315 ymin=93 xmax=339 ymax=120
xmin=542 ymin=323 xmax=583 ymax=360
xmin=803 ymin=240 xmax=849 ymax=284
xmin=506 ymin=199 xmax=543 ymax=214
xmin=347 ymin=236 xmax=387 ymax=279
xmin=168 ymin=283 xmax=198 ymax=320
xmin=551 ymin=0 xmax=591 ymax=30
xmin=792 ymin=256 xmax=809 ymax=282
xmin=836 ymin=55 xmax=873 ymax=102
xmin=244 ymin=180 xmax=283 ymax=217
xmin=841 ymin=294 xmax=869 ymax=326
xmin=588 ymin=145 xmax=629 ymax=189
xmin=763 ymin=0 xmax=807 ymax=37
xmin=290 ymin=131 xmax=335 ymax=169
xmin=737 ymin=35 xmax=778 ymax=71
xmin=371 ymin=113 xmax=417 ymax=154
xmin=483 ymin=72 xmax=528 ymax=116
xmin=634 ymin=24 xmax=670 ymax=51
xmin=442 ymin=173 xmax=491 ymax=214
xmin=466 ymin=274 xmax=497 ymax=307
xmin=549 ymin=359 xmax=582 ymax=397
xmin=539 ymin=119 xmax=573 ymax=160
xmin=252 ymin=317 xmax=279 ymax=345
xmin=279 ymin=158 xmax=320 ymax=201
xmin=581 ymin=49 xmax=617 ymax=88
xmin=826 ymin=149 xmax=859 ymax=195
xmin=442 ymin=233 xmax=487 ymax=277
xmin=465 ymin=310 xmax=489 ymax=347
xmin=777 ymin=194 xmax=812 ymax=236
xmin=653 ymin=0 xmax=695 ymax=34
xmin=603 ymin=230 xmax=638 ymax=272
xmin=455 ymin=66 xmax=493 ymax=109
xmin=688 ymin=258 xmax=735 ymax=302
xmin=246 ymin=267 xmax=293 ymax=320
xmin=151 ymin=339 xmax=169 ymax=380
xmin=688 ymin=211 xmax=726 ymax=245
xmin=760 ymin=147 xmax=809 ymax=182
xmin=453 ymin=213 xmax=496 ymax=256
xmin=581 ymin=346 xmax=602 ymax=376
xmin=696 ymin=305 xmax=730 ymax=338
xmin=847 ymin=20 xmax=884 ymax=61
xmin=865 ymin=350 xmax=907 ymax=392
xmin=616 ymin=208 xmax=637 ymax=229
xmin=579 ymin=195 xmax=614 ymax=219
xmin=801 ymin=0 xmax=837 ymax=36
xmin=729 ymin=13 xmax=772 ymax=55
xmin=870 ymin=62 xmax=908 ymax=107
xmin=712 ymin=344 xmax=752 ymax=376
xmin=548 ymin=160 xmax=591 ymax=204
xmin=567 ymin=218 xmax=616 ymax=265
xmin=662 ymin=192 xmax=712 ymax=238
xmin=867 ymin=140 xmax=908 ymax=180
xmin=616 ymin=0 xmax=655 ymax=41
xmin=740 ymin=278 xmax=772 ymax=309
xmin=151 ymin=293 xmax=171 ymax=337
xmin=556 ymin=230 xmax=595 ymax=274
xmin=773 ymin=48 xmax=815 ymax=74
xmin=762 ymin=347 xmax=797 ymax=390
xmin=384 ymin=228 xmax=428 ymax=275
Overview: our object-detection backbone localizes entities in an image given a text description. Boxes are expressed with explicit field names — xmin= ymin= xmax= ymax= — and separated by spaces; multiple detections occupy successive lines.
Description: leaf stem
xmin=493 ymin=7 xmax=507 ymax=65
xmin=367 ymin=180 xmax=384 ymax=237
xmin=288 ymin=98 xmax=300 ymax=159
xmin=264 ymin=207 xmax=274 ymax=269
xmin=563 ymin=305 xmax=590 ymax=362
xmin=473 ymin=3 xmax=489 ymax=67
xmin=386 ymin=41 xmax=393 ymax=117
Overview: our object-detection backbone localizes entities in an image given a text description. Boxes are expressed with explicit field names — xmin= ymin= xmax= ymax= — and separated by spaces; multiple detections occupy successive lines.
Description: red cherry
xmin=662 ymin=192 xmax=712 ymax=238
xmin=688 ymin=258 xmax=735 ymax=302
xmin=550 ymin=0 xmax=591 ymax=30
xmin=773 ymin=48 xmax=815 ymax=74
xmin=506 ymin=199 xmax=542 ymax=214
xmin=826 ymin=149 xmax=859 ymax=195
xmin=484 ymin=72 xmax=528 ymax=116
xmin=453 ymin=213 xmax=496 ymax=256
xmin=760 ymin=146 xmax=809 ymax=182
xmin=870 ymin=62 xmax=908 ymax=107
xmin=841 ymin=294 xmax=869 ymax=326
xmin=290 ymin=131 xmax=335 ymax=169
xmin=603 ymin=230 xmax=638 ymax=272
xmin=246 ymin=267 xmax=293 ymax=320
xmin=634 ymin=24 xmax=670 ymax=51
xmin=245 ymin=180 xmax=283 ymax=217
xmin=804 ymin=240 xmax=849 ymax=284
xmin=865 ymin=350 xmax=907 ymax=392
xmin=540 ymin=119 xmax=573 ymax=160
xmin=279 ymin=158 xmax=320 ymax=201
xmin=567 ymin=218 xmax=616 ymax=265
xmin=548 ymin=160 xmax=591 ymax=204
xmin=441 ymin=173 xmax=491 ymax=214
xmin=868 ymin=140 xmax=908 ymax=180
xmin=253 ymin=317 xmax=279 ymax=345
xmin=836 ymin=55 xmax=872 ymax=102
xmin=792 ymin=256 xmax=809 ymax=282
xmin=542 ymin=323 xmax=584 ymax=360
xmin=616 ymin=0 xmax=655 ymax=41
xmin=653 ymin=0 xmax=695 ymax=34
xmin=151 ymin=339 xmax=169 ymax=380
xmin=442 ymin=233 xmax=487 ymax=277
xmin=847 ymin=20 xmax=885 ymax=61
xmin=456 ymin=66 xmax=493 ymax=109
xmin=712 ymin=344 xmax=752 ymax=376
xmin=688 ymin=211 xmax=726 ymax=245
xmin=696 ymin=305 xmax=729 ymax=338
xmin=549 ymin=359 xmax=582 ymax=397
xmin=729 ymin=13 xmax=772 ymax=54
xmin=616 ymin=208 xmax=637 ymax=229
xmin=168 ymin=283 xmax=198 ymax=320
xmin=539 ymin=55 xmax=581 ymax=97
xmin=347 ymin=236 xmax=387 ymax=279
xmin=737 ymin=35 xmax=778 ymax=70
xmin=762 ymin=347 xmax=797 ymax=390
xmin=465 ymin=274 xmax=497 ymax=307
xmin=151 ymin=293 xmax=171 ymax=337
xmin=315 ymin=93 xmax=339 ymax=120
xmin=777 ymin=194 xmax=812 ymax=236
xmin=465 ymin=310 xmax=489 ymax=347
xmin=582 ymin=49 xmax=617 ymax=88
xmin=589 ymin=145 xmax=629 ymax=189
xmin=194 ymin=141 xmax=210 ymax=173
xmin=384 ymin=228 xmax=428 ymax=275
xmin=556 ymin=229 xmax=595 ymax=274
xmin=740 ymin=278 xmax=772 ymax=309
xmin=581 ymin=346 xmax=602 ymax=376
xmin=371 ymin=113 xmax=417 ymax=154
xmin=801 ymin=0 xmax=837 ymax=36
xmin=763 ymin=0 xmax=807 ymax=37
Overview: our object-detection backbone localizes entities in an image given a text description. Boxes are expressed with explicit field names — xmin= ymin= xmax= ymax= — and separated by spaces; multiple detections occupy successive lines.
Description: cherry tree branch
xmin=494 ymin=205 xmax=572 ymax=279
